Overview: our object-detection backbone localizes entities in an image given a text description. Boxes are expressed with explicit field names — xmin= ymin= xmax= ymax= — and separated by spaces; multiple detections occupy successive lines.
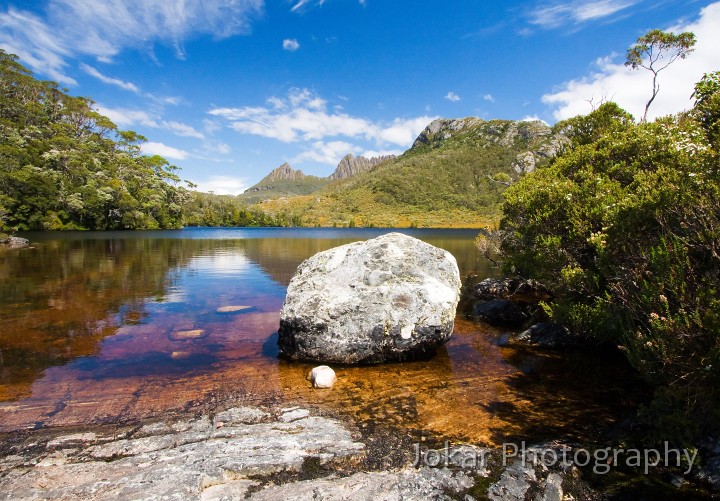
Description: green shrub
xmin=501 ymin=75 xmax=720 ymax=443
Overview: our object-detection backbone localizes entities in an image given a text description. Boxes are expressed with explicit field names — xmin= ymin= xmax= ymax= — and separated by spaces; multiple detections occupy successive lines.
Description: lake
xmin=0 ymin=228 xmax=645 ymax=444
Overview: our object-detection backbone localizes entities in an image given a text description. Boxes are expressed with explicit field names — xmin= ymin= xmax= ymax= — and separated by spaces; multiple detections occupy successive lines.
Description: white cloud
xmin=203 ymin=119 xmax=223 ymax=134
xmin=521 ymin=115 xmax=549 ymax=125
xmin=266 ymin=96 xmax=286 ymax=110
xmin=203 ymin=142 xmax=231 ymax=155
xmin=283 ymin=38 xmax=300 ymax=51
xmin=208 ymin=87 xmax=435 ymax=148
xmin=483 ymin=94 xmax=495 ymax=103
xmin=290 ymin=0 xmax=311 ymax=12
xmin=445 ymin=92 xmax=461 ymax=102
xmin=290 ymin=0 xmax=365 ymax=13
xmin=79 ymin=63 xmax=140 ymax=93
xmin=0 ymin=0 xmax=264 ymax=84
xmin=542 ymin=2 xmax=720 ymax=121
xmin=191 ymin=176 xmax=248 ymax=195
xmin=0 ymin=8 xmax=76 ymax=85
xmin=293 ymin=140 xmax=361 ymax=165
xmin=376 ymin=117 xmax=433 ymax=145
xmin=141 ymin=141 xmax=189 ymax=160
xmin=528 ymin=0 xmax=638 ymax=28
xmin=96 ymin=105 xmax=159 ymax=127
xmin=164 ymin=121 xmax=204 ymax=139
xmin=95 ymin=104 xmax=204 ymax=139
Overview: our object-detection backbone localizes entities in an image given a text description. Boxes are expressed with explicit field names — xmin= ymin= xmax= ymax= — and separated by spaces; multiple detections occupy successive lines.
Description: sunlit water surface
xmin=0 ymin=228 xmax=645 ymax=444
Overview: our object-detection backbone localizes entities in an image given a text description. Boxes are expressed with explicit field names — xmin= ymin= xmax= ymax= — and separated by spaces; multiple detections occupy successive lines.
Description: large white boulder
xmin=278 ymin=233 xmax=461 ymax=364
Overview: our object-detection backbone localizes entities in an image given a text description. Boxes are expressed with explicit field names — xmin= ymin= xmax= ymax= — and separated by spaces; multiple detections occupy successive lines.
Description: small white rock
xmin=307 ymin=365 xmax=337 ymax=389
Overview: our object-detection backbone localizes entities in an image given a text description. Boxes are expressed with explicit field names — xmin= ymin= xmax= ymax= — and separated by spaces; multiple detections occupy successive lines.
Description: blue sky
xmin=1 ymin=0 xmax=719 ymax=194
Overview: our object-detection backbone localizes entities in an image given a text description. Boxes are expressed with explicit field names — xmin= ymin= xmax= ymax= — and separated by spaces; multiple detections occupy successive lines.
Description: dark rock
xmin=473 ymin=299 xmax=528 ymax=328
xmin=512 ymin=279 xmax=552 ymax=302
xmin=498 ymin=323 xmax=585 ymax=349
xmin=278 ymin=233 xmax=461 ymax=364
xmin=697 ymin=455 xmax=720 ymax=491
xmin=474 ymin=278 xmax=514 ymax=300
xmin=473 ymin=277 xmax=551 ymax=302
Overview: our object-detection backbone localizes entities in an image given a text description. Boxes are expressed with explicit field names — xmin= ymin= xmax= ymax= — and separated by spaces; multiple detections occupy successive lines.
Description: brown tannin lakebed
xmin=0 ymin=228 xmax=646 ymax=445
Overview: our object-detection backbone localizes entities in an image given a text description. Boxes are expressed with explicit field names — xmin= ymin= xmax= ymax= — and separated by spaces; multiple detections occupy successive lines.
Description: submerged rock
xmin=216 ymin=305 xmax=253 ymax=314
xmin=169 ymin=329 xmax=206 ymax=340
xmin=308 ymin=365 xmax=337 ymax=388
xmin=278 ymin=233 xmax=461 ymax=364
xmin=499 ymin=323 xmax=580 ymax=349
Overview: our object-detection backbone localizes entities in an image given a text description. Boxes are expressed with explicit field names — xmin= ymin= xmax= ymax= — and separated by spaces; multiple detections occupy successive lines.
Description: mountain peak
xmin=264 ymin=162 xmax=306 ymax=183
xmin=329 ymin=154 xmax=395 ymax=180
xmin=243 ymin=163 xmax=308 ymax=194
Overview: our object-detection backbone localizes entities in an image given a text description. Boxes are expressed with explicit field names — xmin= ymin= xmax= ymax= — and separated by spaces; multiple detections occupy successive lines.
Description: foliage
xmin=553 ymin=102 xmax=635 ymax=146
xmin=691 ymin=70 xmax=720 ymax=149
xmin=625 ymin=29 xmax=697 ymax=122
xmin=0 ymin=50 xmax=186 ymax=231
xmin=183 ymin=191 xmax=301 ymax=227
xmin=474 ymin=229 xmax=505 ymax=267
xmin=501 ymin=77 xmax=720 ymax=442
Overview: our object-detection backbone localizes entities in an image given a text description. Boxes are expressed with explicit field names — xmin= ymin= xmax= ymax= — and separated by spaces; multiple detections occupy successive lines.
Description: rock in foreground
xmin=278 ymin=233 xmax=461 ymax=364
xmin=0 ymin=407 xmax=365 ymax=500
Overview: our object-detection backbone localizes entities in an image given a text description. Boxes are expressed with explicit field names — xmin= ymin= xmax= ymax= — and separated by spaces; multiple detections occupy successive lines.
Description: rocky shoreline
xmin=0 ymin=402 xmax=602 ymax=500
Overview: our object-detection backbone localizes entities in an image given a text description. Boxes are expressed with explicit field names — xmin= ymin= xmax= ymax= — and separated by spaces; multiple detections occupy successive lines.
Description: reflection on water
xmin=0 ymin=228 xmax=645 ymax=444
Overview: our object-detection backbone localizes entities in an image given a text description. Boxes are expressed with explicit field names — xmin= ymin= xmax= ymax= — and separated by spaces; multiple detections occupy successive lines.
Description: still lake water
xmin=0 ymin=228 xmax=644 ymax=444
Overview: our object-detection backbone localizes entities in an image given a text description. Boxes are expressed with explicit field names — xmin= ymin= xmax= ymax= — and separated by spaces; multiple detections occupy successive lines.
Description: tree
xmin=0 ymin=49 xmax=189 ymax=231
xmin=625 ymin=29 xmax=696 ymax=122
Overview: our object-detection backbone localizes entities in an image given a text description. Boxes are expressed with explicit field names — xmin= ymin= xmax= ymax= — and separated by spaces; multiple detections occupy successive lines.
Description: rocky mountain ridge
xmin=244 ymin=163 xmax=310 ymax=193
xmin=412 ymin=117 xmax=569 ymax=175
xmin=239 ymin=154 xmax=395 ymax=203
xmin=253 ymin=116 xmax=570 ymax=227
xmin=329 ymin=154 xmax=395 ymax=180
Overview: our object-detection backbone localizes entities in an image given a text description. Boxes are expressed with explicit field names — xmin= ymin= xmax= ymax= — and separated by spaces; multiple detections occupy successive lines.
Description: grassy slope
xmin=253 ymin=119 xmax=560 ymax=228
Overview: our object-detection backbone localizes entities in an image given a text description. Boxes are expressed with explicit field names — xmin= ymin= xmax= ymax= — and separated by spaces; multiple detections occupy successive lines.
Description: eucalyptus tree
xmin=625 ymin=29 xmax=696 ymax=122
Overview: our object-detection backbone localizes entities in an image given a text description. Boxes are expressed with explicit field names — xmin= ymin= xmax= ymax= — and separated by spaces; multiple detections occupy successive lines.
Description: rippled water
xmin=0 ymin=228 xmax=645 ymax=444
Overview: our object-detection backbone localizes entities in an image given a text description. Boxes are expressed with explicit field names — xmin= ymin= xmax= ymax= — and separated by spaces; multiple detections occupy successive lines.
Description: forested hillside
xmin=0 ymin=50 xmax=191 ymax=231
xmin=256 ymin=118 xmax=567 ymax=227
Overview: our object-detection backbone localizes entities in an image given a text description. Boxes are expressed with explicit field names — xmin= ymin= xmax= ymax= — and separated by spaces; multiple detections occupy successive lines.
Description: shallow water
xmin=0 ymin=228 xmax=645 ymax=444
